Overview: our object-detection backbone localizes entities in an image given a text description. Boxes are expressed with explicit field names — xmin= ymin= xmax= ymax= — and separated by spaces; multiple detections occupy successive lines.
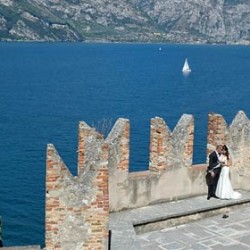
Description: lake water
xmin=0 ymin=42 xmax=249 ymax=247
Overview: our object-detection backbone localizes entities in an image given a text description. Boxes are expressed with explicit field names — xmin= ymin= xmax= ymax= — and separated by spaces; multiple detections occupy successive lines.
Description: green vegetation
xmin=0 ymin=0 xmax=249 ymax=44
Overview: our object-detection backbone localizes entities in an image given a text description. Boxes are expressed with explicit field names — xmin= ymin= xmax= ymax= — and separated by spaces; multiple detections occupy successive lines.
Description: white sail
xmin=182 ymin=58 xmax=191 ymax=73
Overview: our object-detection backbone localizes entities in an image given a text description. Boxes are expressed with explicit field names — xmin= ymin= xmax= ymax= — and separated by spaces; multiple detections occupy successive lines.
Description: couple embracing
xmin=206 ymin=144 xmax=242 ymax=200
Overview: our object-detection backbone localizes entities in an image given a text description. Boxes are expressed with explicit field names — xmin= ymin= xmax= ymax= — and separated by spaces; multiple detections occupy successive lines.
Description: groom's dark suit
xmin=206 ymin=150 xmax=221 ymax=199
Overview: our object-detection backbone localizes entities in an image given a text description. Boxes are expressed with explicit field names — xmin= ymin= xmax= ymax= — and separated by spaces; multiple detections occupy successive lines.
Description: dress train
xmin=215 ymin=166 xmax=241 ymax=200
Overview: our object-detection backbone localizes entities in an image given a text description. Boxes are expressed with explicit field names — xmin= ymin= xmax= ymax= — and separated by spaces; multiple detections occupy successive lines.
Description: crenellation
xmin=106 ymin=118 xmax=130 ymax=172
xmin=172 ymin=114 xmax=194 ymax=167
xmin=149 ymin=114 xmax=194 ymax=172
xmin=45 ymin=123 xmax=109 ymax=250
xmin=149 ymin=117 xmax=172 ymax=171
xmin=207 ymin=112 xmax=228 ymax=156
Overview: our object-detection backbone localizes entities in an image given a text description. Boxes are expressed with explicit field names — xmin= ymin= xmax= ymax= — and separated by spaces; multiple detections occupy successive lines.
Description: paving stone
xmin=199 ymin=239 xmax=220 ymax=247
xmin=188 ymin=242 xmax=211 ymax=250
xmin=206 ymin=224 xmax=222 ymax=233
xmin=214 ymin=236 xmax=237 ymax=245
xmin=110 ymin=190 xmax=250 ymax=250
xmin=162 ymin=242 xmax=186 ymax=249
xmin=227 ymin=223 xmax=249 ymax=232
xmin=156 ymin=230 xmax=197 ymax=245
xmin=216 ymin=227 xmax=239 ymax=236
xmin=199 ymin=219 xmax=220 ymax=227
xmin=182 ymin=223 xmax=214 ymax=239
xmin=236 ymin=234 xmax=250 ymax=246
xmin=211 ymin=243 xmax=250 ymax=250
xmin=241 ymin=220 xmax=250 ymax=228
xmin=138 ymin=243 xmax=165 ymax=250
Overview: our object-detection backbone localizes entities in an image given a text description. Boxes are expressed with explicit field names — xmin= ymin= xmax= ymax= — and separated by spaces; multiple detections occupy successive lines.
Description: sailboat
xmin=182 ymin=58 xmax=191 ymax=74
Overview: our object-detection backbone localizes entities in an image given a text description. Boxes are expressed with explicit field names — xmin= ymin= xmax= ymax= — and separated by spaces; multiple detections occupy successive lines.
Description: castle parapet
xmin=108 ymin=114 xmax=200 ymax=211
xmin=44 ymin=110 xmax=250 ymax=249
xmin=45 ymin=123 xmax=109 ymax=250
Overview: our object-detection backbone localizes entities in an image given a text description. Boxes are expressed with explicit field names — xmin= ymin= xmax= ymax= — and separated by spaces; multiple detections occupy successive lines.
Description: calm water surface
xmin=0 ymin=42 xmax=249 ymax=247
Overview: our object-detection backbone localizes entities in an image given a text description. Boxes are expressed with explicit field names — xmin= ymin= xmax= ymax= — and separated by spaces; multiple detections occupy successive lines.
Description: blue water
xmin=0 ymin=42 xmax=249 ymax=247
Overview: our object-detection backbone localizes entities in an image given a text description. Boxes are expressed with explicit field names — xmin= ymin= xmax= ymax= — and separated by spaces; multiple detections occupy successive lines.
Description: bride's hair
xmin=222 ymin=145 xmax=229 ymax=160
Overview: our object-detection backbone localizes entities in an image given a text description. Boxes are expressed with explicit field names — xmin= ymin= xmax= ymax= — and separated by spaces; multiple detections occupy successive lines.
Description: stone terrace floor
xmin=110 ymin=190 xmax=250 ymax=250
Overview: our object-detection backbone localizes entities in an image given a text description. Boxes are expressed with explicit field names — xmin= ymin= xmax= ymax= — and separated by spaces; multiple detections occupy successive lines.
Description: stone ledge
xmin=134 ymin=196 xmax=250 ymax=234
xmin=109 ymin=190 xmax=250 ymax=250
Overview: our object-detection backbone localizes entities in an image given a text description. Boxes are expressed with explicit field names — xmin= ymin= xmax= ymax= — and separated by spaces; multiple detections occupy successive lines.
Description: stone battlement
xmin=44 ymin=110 xmax=250 ymax=249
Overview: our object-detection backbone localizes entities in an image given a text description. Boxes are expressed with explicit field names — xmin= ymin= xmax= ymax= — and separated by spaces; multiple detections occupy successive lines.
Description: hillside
xmin=0 ymin=0 xmax=249 ymax=44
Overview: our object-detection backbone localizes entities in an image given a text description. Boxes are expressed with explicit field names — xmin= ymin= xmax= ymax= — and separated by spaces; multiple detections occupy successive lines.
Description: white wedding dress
xmin=215 ymin=155 xmax=242 ymax=200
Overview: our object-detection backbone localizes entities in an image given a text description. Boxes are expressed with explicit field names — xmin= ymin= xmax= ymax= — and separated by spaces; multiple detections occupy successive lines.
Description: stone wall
xmin=107 ymin=114 xmax=206 ymax=212
xmin=44 ymin=110 xmax=250 ymax=249
xmin=45 ymin=122 xmax=109 ymax=250
xmin=108 ymin=111 xmax=250 ymax=212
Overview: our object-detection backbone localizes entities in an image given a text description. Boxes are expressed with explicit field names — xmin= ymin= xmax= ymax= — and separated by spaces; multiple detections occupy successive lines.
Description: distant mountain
xmin=0 ymin=0 xmax=249 ymax=44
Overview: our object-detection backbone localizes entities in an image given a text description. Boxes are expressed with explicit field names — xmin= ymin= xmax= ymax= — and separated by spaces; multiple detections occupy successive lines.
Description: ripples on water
xmin=0 ymin=42 xmax=249 ymax=246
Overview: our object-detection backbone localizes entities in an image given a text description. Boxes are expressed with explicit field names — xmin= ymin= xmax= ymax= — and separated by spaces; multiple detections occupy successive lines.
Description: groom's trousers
xmin=206 ymin=167 xmax=221 ymax=198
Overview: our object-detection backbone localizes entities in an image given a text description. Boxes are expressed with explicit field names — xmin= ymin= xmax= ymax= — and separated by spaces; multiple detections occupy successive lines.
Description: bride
xmin=215 ymin=145 xmax=242 ymax=200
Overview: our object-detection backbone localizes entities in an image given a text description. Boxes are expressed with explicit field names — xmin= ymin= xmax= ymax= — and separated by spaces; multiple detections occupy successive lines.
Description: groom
xmin=206 ymin=145 xmax=223 ymax=200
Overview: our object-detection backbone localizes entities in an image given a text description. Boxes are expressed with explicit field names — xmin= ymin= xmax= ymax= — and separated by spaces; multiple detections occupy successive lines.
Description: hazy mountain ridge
xmin=0 ymin=0 xmax=249 ymax=44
